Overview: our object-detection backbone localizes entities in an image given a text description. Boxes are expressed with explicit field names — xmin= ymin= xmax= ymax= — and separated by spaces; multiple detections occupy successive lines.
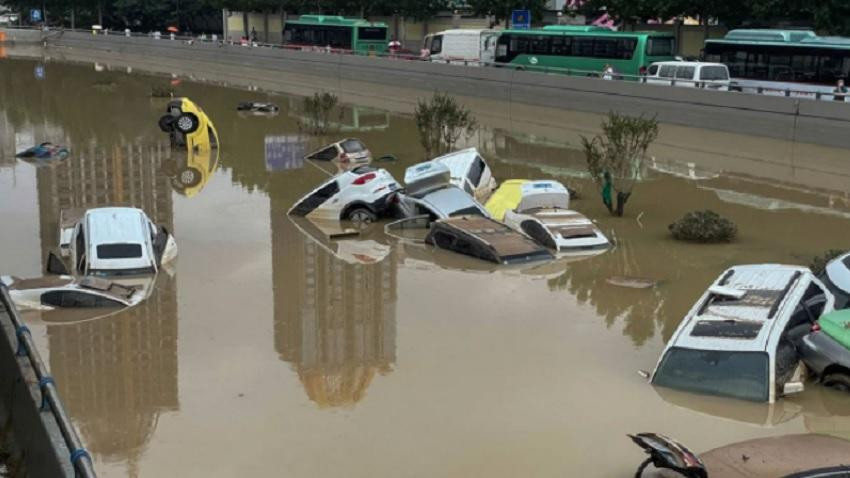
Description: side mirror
xmin=46 ymin=251 xmax=69 ymax=275
xmin=783 ymin=381 xmax=804 ymax=395
xmin=637 ymin=370 xmax=650 ymax=380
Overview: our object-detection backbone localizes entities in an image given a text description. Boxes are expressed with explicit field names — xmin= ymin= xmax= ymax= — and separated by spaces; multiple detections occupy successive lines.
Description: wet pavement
xmin=1 ymin=58 xmax=850 ymax=477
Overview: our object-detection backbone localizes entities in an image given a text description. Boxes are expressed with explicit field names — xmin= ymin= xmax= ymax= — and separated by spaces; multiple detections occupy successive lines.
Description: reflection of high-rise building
xmin=34 ymin=140 xmax=179 ymax=474
xmin=271 ymin=199 xmax=397 ymax=408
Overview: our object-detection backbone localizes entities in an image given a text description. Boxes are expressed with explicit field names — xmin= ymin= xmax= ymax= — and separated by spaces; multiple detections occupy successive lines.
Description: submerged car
xmin=485 ymin=179 xmax=609 ymax=255
xmin=1 ymin=275 xmax=141 ymax=310
xmin=799 ymin=309 xmax=850 ymax=393
xmin=55 ymin=207 xmax=178 ymax=276
xmin=288 ymin=166 xmax=401 ymax=225
xmin=648 ymin=264 xmax=834 ymax=403
xmin=398 ymin=161 xmax=489 ymax=220
xmin=431 ymin=148 xmax=497 ymax=202
xmin=631 ymin=433 xmax=850 ymax=478
xmin=426 ymin=215 xmax=553 ymax=265
xmin=158 ymin=97 xmax=219 ymax=151
xmin=236 ymin=101 xmax=280 ymax=114
xmin=15 ymin=142 xmax=70 ymax=165
xmin=305 ymin=138 xmax=372 ymax=165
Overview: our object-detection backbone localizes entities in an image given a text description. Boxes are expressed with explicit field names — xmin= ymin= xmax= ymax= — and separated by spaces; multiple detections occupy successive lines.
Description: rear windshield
xmin=341 ymin=139 xmax=366 ymax=153
xmin=700 ymin=66 xmax=729 ymax=80
xmin=358 ymin=27 xmax=386 ymax=41
xmin=646 ymin=37 xmax=675 ymax=57
xmin=449 ymin=206 xmax=484 ymax=217
xmin=97 ymin=243 xmax=143 ymax=259
xmin=653 ymin=347 xmax=769 ymax=402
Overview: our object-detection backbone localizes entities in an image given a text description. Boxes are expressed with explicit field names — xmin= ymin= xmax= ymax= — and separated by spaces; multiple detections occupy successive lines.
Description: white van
xmin=422 ymin=29 xmax=499 ymax=65
xmin=646 ymin=61 xmax=731 ymax=91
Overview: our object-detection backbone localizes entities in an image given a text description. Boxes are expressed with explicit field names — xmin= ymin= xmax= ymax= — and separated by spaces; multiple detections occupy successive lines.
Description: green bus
xmin=283 ymin=15 xmax=388 ymax=54
xmin=494 ymin=26 xmax=677 ymax=76
xmin=704 ymin=29 xmax=850 ymax=95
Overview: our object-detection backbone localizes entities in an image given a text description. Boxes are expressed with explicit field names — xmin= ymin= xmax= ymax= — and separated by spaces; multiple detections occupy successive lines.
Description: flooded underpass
xmin=2 ymin=57 xmax=850 ymax=477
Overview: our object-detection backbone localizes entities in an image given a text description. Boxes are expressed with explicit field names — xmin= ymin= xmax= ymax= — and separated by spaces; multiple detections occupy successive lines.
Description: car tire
xmin=178 ymin=168 xmax=202 ymax=187
xmin=823 ymin=372 xmax=850 ymax=393
xmin=175 ymin=113 xmax=199 ymax=134
xmin=346 ymin=207 xmax=377 ymax=226
xmin=158 ymin=114 xmax=176 ymax=132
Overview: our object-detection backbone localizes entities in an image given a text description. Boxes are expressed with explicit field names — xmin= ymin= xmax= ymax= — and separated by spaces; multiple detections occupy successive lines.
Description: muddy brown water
xmin=1 ymin=58 xmax=850 ymax=477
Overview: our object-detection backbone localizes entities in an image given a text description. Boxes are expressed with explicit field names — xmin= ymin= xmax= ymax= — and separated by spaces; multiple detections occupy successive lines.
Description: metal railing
xmin=0 ymin=285 xmax=96 ymax=478
xmin=4 ymin=24 xmax=848 ymax=103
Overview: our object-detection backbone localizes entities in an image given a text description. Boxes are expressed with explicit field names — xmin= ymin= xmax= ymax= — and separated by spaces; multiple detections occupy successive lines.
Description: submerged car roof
xmin=85 ymin=208 xmax=149 ymax=246
xmin=671 ymin=264 xmax=817 ymax=353
xmin=418 ymin=186 xmax=485 ymax=216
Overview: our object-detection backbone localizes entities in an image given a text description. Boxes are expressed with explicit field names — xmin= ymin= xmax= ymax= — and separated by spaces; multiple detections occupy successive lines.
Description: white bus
xmin=422 ymin=29 xmax=499 ymax=65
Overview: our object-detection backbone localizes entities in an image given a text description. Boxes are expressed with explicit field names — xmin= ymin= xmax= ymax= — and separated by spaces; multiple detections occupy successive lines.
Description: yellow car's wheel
xmin=176 ymin=114 xmax=199 ymax=134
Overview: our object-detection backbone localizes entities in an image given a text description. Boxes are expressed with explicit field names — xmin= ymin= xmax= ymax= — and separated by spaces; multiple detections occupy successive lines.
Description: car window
xmin=675 ymin=66 xmax=696 ymax=80
xmin=41 ymin=291 xmax=123 ymax=308
xmin=449 ymin=206 xmax=485 ymax=218
xmin=653 ymin=347 xmax=769 ymax=402
xmin=430 ymin=35 xmax=443 ymax=55
xmin=432 ymin=231 xmax=455 ymax=249
xmin=648 ymin=64 xmax=659 ymax=75
xmin=467 ymin=156 xmax=485 ymax=187
xmin=341 ymin=139 xmax=365 ymax=153
xmin=97 ymin=243 xmax=143 ymax=259
xmin=75 ymin=226 xmax=86 ymax=271
xmin=801 ymin=282 xmax=828 ymax=318
xmin=311 ymin=146 xmax=338 ymax=161
xmin=699 ymin=66 xmax=729 ymax=80
xmin=658 ymin=65 xmax=676 ymax=78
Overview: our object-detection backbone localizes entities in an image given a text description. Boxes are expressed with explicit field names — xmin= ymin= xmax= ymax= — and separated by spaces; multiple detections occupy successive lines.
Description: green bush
xmin=810 ymin=249 xmax=846 ymax=275
xmin=415 ymin=92 xmax=477 ymax=158
xmin=302 ymin=92 xmax=339 ymax=136
xmin=669 ymin=210 xmax=737 ymax=243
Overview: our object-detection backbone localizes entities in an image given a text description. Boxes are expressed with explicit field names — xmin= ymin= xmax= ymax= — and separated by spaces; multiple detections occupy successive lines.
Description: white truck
xmin=422 ymin=29 xmax=499 ymax=65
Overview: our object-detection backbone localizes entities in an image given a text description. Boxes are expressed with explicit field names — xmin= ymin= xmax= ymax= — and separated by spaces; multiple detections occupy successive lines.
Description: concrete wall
xmin=0 ymin=298 xmax=75 ymax=477
xmin=17 ymin=29 xmax=850 ymax=150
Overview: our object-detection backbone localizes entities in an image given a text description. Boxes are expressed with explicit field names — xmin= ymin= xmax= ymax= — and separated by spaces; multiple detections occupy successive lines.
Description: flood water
xmin=2 ymin=57 xmax=850 ymax=477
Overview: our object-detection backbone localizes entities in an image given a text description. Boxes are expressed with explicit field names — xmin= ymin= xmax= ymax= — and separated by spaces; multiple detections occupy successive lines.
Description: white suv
xmin=649 ymin=264 xmax=834 ymax=403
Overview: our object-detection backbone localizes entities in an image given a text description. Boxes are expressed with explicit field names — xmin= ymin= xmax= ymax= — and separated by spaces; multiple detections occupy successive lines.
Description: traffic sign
xmin=30 ymin=9 xmax=41 ymax=22
xmin=511 ymin=9 xmax=531 ymax=30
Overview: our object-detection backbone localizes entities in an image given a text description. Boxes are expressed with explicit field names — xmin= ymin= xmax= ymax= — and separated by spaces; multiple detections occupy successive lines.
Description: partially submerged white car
xmin=56 ymin=207 xmax=177 ymax=276
xmin=398 ymin=161 xmax=489 ymax=220
xmin=648 ymin=264 xmax=835 ymax=403
xmin=485 ymin=180 xmax=609 ymax=255
xmin=1 ymin=275 xmax=142 ymax=310
xmin=432 ymin=148 xmax=497 ymax=202
xmin=288 ymin=166 xmax=402 ymax=225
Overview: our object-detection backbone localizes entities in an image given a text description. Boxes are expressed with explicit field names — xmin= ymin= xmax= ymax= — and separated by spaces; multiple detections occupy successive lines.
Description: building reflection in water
xmin=34 ymin=138 xmax=179 ymax=472
xmin=271 ymin=199 xmax=397 ymax=408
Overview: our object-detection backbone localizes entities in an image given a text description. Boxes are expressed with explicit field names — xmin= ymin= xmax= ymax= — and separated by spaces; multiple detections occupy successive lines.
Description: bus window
xmin=358 ymin=27 xmax=386 ymax=41
xmin=593 ymin=38 xmax=618 ymax=58
xmin=531 ymin=36 xmax=549 ymax=54
xmin=551 ymin=36 xmax=570 ymax=55
xmin=647 ymin=37 xmax=675 ymax=56
xmin=573 ymin=37 xmax=594 ymax=57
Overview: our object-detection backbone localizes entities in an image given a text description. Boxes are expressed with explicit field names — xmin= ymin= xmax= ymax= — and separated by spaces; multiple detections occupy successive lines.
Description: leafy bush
xmin=669 ymin=210 xmax=737 ymax=243
xmin=302 ymin=92 xmax=339 ymax=135
xmin=582 ymin=112 xmax=658 ymax=216
xmin=415 ymin=92 xmax=477 ymax=158
xmin=810 ymin=249 xmax=846 ymax=275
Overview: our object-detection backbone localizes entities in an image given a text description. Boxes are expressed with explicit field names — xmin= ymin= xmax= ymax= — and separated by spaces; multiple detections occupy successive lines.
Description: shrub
xmin=669 ymin=210 xmax=737 ymax=243
xmin=582 ymin=112 xmax=658 ymax=217
xmin=810 ymin=249 xmax=846 ymax=275
xmin=302 ymin=92 xmax=339 ymax=135
xmin=415 ymin=92 xmax=477 ymax=158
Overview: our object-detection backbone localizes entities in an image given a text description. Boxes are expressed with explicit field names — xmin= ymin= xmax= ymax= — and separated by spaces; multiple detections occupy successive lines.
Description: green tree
xmin=414 ymin=92 xmax=477 ymax=158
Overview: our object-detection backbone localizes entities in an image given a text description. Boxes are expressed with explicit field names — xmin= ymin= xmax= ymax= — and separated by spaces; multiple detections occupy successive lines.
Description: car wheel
xmin=347 ymin=207 xmax=377 ymax=226
xmin=175 ymin=113 xmax=199 ymax=134
xmin=823 ymin=372 xmax=850 ymax=393
xmin=178 ymin=168 xmax=202 ymax=187
xmin=158 ymin=114 xmax=176 ymax=132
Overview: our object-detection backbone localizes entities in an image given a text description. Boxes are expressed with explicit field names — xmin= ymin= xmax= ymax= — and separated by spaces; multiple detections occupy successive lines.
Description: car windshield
xmin=653 ymin=347 xmax=770 ymax=402
xmin=341 ymin=139 xmax=366 ymax=153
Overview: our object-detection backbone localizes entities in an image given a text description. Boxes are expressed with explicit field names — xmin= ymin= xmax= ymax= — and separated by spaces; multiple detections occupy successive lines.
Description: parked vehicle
xmin=645 ymin=61 xmax=731 ymax=90
xmin=631 ymin=432 xmax=850 ymax=478
xmin=158 ymin=97 xmax=219 ymax=151
xmin=54 ymin=207 xmax=178 ymax=277
xmin=236 ymin=101 xmax=280 ymax=114
xmin=485 ymin=179 xmax=609 ymax=254
xmin=288 ymin=165 xmax=401 ymax=225
xmin=821 ymin=251 xmax=850 ymax=309
xmin=1 ymin=275 xmax=142 ymax=310
xmin=432 ymin=148 xmax=497 ymax=202
xmin=305 ymin=138 xmax=372 ymax=165
xmin=15 ymin=142 xmax=70 ymax=165
xmin=425 ymin=215 xmax=554 ymax=265
xmin=422 ymin=29 xmax=499 ymax=64
xmin=647 ymin=264 xmax=835 ymax=403
xmin=283 ymin=15 xmax=388 ymax=55
xmin=799 ymin=309 xmax=850 ymax=393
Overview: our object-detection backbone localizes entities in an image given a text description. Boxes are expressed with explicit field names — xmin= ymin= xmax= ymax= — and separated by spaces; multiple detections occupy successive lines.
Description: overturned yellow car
xmin=158 ymin=97 xmax=219 ymax=152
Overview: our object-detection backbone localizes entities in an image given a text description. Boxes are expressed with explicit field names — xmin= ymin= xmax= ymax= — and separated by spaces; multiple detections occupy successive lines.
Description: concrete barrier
xmin=0 ymin=295 xmax=80 ymax=477
xmin=4 ymin=28 xmax=850 ymax=148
